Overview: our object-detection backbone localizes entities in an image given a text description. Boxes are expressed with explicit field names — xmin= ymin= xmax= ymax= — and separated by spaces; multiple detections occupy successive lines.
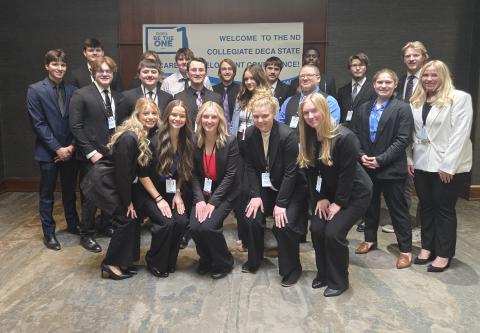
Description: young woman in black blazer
xmin=298 ymin=92 xmax=372 ymax=296
xmin=190 ymin=101 xmax=240 ymax=279
xmin=82 ymin=97 xmax=160 ymax=280
xmin=135 ymin=99 xmax=194 ymax=277
xmin=350 ymin=69 xmax=414 ymax=269
xmin=241 ymin=90 xmax=307 ymax=287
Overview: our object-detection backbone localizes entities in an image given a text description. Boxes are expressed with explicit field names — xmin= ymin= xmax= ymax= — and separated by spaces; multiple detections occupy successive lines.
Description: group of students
xmin=26 ymin=37 xmax=473 ymax=298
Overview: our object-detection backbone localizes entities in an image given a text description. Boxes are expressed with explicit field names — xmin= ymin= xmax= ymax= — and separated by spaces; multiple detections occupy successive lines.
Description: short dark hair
xmin=175 ymin=48 xmax=194 ymax=62
xmin=264 ymin=57 xmax=284 ymax=70
xmin=302 ymin=47 xmax=320 ymax=58
xmin=187 ymin=57 xmax=208 ymax=71
xmin=218 ymin=58 xmax=237 ymax=77
xmin=45 ymin=49 xmax=67 ymax=65
xmin=83 ymin=38 xmax=103 ymax=51
xmin=348 ymin=52 xmax=369 ymax=69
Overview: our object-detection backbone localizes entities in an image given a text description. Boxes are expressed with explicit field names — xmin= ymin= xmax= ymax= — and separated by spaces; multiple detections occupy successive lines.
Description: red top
xmin=203 ymin=151 xmax=217 ymax=181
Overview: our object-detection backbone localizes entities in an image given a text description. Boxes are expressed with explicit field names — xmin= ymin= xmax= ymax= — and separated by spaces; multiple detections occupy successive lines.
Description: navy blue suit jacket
xmin=27 ymin=77 xmax=77 ymax=162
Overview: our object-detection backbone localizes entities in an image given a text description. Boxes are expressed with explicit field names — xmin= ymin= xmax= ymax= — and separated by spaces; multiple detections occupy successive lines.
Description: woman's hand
xmin=157 ymin=198 xmax=172 ymax=218
xmin=273 ymin=205 xmax=288 ymax=228
xmin=314 ymin=199 xmax=330 ymax=219
xmin=195 ymin=201 xmax=207 ymax=223
xmin=408 ymin=165 xmax=415 ymax=177
xmin=327 ymin=202 xmax=341 ymax=221
xmin=439 ymin=170 xmax=453 ymax=184
xmin=245 ymin=197 xmax=264 ymax=219
xmin=126 ymin=202 xmax=137 ymax=219
xmin=172 ymin=192 xmax=185 ymax=214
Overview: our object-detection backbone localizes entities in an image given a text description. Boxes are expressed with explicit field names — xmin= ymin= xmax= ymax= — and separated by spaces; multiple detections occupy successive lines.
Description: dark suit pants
xmin=142 ymin=198 xmax=187 ymax=273
xmin=245 ymin=188 xmax=303 ymax=277
xmin=233 ymin=154 xmax=249 ymax=245
xmin=103 ymin=215 xmax=141 ymax=267
xmin=38 ymin=160 xmax=79 ymax=236
xmin=79 ymin=160 xmax=112 ymax=235
xmin=414 ymin=171 xmax=467 ymax=258
xmin=365 ymin=178 xmax=412 ymax=253
xmin=310 ymin=194 xmax=370 ymax=290
xmin=190 ymin=200 xmax=234 ymax=273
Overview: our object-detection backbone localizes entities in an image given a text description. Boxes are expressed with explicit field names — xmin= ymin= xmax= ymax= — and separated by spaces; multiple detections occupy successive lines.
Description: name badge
xmin=203 ymin=178 xmax=212 ymax=193
xmin=108 ymin=116 xmax=116 ymax=130
xmin=417 ymin=126 xmax=429 ymax=141
xmin=346 ymin=110 xmax=353 ymax=122
xmin=316 ymin=176 xmax=322 ymax=193
xmin=261 ymin=172 xmax=272 ymax=187
xmin=289 ymin=116 xmax=299 ymax=128
xmin=166 ymin=178 xmax=176 ymax=193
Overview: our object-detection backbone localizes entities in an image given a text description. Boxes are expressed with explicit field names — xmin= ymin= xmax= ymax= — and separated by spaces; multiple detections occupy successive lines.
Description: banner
xmin=143 ymin=23 xmax=303 ymax=84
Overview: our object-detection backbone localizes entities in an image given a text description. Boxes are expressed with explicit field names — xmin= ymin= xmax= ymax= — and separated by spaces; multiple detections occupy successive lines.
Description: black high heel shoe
xmin=101 ymin=263 xmax=132 ymax=280
xmin=122 ymin=266 xmax=138 ymax=275
xmin=427 ymin=258 xmax=451 ymax=272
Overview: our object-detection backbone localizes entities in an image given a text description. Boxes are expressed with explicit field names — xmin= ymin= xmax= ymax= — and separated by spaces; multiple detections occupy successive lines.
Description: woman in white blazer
xmin=408 ymin=60 xmax=473 ymax=272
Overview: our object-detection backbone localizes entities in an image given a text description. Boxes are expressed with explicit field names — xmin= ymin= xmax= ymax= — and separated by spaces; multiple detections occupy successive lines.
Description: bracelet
xmin=154 ymin=195 xmax=163 ymax=203
xmin=175 ymin=189 xmax=181 ymax=193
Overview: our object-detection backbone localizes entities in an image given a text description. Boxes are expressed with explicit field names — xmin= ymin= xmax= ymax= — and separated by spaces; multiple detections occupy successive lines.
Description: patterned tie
xmin=147 ymin=91 xmax=154 ymax=100
xmin=103 ymin=89 xmax=113 ymax=117
xmin=223 ymin=87 xmax=230 ymax=123
xmin=56 ymin=85 xmax=65 ymax=116
xmin=352 ymin=82 xmax=359 ymax=101
xmin=404 ymin=75 xmax=415 ymax=102
xmin=195 ymin=90 xmax=203 ymax=109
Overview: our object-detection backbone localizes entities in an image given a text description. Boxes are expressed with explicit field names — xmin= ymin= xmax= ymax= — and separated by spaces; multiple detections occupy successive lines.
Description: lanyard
xmin=203 ymin=143 xmax=216 ymax=178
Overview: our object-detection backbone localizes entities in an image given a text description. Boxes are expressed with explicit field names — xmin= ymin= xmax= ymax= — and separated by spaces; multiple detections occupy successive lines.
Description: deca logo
xmin=147 ymin=26 xmax=189 ymax=54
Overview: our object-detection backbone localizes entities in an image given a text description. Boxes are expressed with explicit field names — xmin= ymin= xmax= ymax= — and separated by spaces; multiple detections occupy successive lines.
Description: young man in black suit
xmin=68 ymin=37 xmax=122 ymax=91
xmin=337 ymin=53 xmax=376 ymax=126
xmin=174 ymin=57 xmax=222 ymax=127
xmin=27 ymin=49 xmax=80 ymax=250
xmin=212 ymin=58 xmax=240 ymax=126
xmin=264 ymin=57 xmax=291 ymax=106
xmin=69 ymin=56 xmax=128 ymax=252
xmin=123 ymin=59 xmax=173 ymax=116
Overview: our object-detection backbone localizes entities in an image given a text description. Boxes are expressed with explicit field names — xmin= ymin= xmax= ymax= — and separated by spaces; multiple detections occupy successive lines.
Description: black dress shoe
xmin=241 ymin=262 xmax=257 ymax=274
xmin=146 ymin=262 xmax=169 ymax=278
xmin=427 ymin=259 xmax=451 ymax=273
xmin=356 ymin=221 xmax=365 ymax=232
xmin=312 ymin=277 xmax=327 ymax=289
xmin=324 ymin=286 xmax=348 ymax=297
xmin=123 ymin=266 xmax=138 ymax=275
xmin=99 ymin=226 xmax=115 ymax=238
xmin=43 ymin=235 xmax=61 ymax=251
xmin=196 ymin=263 xmax=211 ymax=275
xmin=101 ymin=262 xmax=132 ymax=280
xmin=414 ymin=256 xmax=433 ymax=265
xmin=66 ymin=226 xmax=81 ymax=235
xmin=211 ymin=268 xmax=232 ymax=280
xmin=281 ymin=269 xmax=301 ymax=287
xmin=80 ymin=236 xmax=102 ymax=253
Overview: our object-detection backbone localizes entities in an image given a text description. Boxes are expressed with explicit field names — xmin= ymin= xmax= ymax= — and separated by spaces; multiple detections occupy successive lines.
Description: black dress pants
xmin=245 ymin=188 xmax=303 ymax=277
xmin=103 ymin=214 xmax=141 ymax=267
xmin=414 ymin=170 xmax=467 ymax=258
xmin=142 ymin=197 xmax=187 ymax=273
xmin=233 ymin=154 xmax=249 ymax=246
xmin=190 ymin=199 xmax=234 ymax=273
xmin=364 ymin=178 xmax=412 ymax=253
xmin=310 ymin=193 xmax=370 ymax=290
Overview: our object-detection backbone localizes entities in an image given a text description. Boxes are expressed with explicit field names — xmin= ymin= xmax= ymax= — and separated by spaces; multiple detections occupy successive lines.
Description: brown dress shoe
xmin=355 ymin=242 xmax=377 ymax=254
xmin=396 ymin=253 xmax=412 ymax=269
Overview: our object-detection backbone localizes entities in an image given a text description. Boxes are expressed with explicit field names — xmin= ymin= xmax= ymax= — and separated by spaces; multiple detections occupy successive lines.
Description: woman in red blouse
xmin=190 ymin=101 xmax=240 ymax=279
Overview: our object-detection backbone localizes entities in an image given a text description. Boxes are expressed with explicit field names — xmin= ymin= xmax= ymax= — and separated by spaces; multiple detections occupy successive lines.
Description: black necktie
xmin=352 ymin=82 xmax=359 ymax=101
xmin=103 ymin=89 xmax=113 ymax=117
xmin=182 ymin=77 xmax=189 ymax=91
xmin=404 ymin=75 xmax=415 ymax=102
xmin=147 ymin=91 xmax=154 ymax=100
xmin=56 ymin=85 xmax=65 ymax=116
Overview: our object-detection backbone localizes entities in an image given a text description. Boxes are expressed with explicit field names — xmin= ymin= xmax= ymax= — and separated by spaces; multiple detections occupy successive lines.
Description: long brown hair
xmin=156 ymin=100 xmax=194 ymax=182
xmin=237 ymin=63 xmax=270 ymax=109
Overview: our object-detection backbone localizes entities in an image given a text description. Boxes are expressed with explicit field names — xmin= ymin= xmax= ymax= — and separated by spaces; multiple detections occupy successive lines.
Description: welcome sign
xmin=143 ymin=23 xmax=304 ymax=83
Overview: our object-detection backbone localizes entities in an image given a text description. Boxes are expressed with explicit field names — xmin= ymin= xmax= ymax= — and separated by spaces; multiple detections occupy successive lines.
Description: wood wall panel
xmin=118 ymin=0 xmax=327 ymax=89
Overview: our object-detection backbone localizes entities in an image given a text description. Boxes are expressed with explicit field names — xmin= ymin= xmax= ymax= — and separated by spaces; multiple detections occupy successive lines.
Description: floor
xmin=0 ymin=192 xmax=479 ymax=332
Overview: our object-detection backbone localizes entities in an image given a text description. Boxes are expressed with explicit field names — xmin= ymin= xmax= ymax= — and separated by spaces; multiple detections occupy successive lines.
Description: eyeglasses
xmin=299 ymin=73 xmax=319 ymax=79
xmin=97 ymin=70 xmax=113 ymax=75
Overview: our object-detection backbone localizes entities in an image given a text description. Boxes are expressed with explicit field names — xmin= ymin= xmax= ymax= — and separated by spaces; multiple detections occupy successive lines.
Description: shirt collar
xmin=352 ymin=76 xmax=367 ymax=87
xmin=94 ymin=81 xmax=111 ymax=94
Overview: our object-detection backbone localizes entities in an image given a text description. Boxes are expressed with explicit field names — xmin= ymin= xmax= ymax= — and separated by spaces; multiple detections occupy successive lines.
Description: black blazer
xmin=69 ymin=83 xmax=128 ymax=160
xmin=304 ymin=126 xmax=372 ymax=209
xmin=244 ymin=120 xmax=299 ymax=208
xmin=350 ymin=98 xmax=413 ymax=180
xmin=212 ymin=82 xmax=241 ymax=120
xmin=395 ymin=74 xmax=407 ymax=101
xmin=289 ymin=73 xmax=336 ymax=98
xmin=273 ymin=80 xmax=292 ymax=106
xmin=122 ymin=86 xmax=173 ymax=116
xmin=337 ymin=79 xmax=376 ymax=124
xmin=191 ymin=135 xmax=240 ymax=206
xmin=68 ymin=63 xmax=123 ymax=91
xmin=174 ymin=87 xmax=222 ymax=125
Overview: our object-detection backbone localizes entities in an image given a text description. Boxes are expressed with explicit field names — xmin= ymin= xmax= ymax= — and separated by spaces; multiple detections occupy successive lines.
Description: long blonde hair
xmin=297 ymin=93 xmax=338 ymax=167
xmin=410 ymin=60 xmax=454 ymax=109
xmin=108 ymin=97 xmax=159 ymax=167
xmin=195 ymin=101 xmax=228 ymax=148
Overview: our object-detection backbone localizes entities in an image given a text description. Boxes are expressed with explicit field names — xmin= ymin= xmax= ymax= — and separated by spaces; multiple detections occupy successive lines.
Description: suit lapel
xmin=215 ymin=142 xmax=227 ymax=179
xmin=43 ymin=78 xmax=63 ymax=117
xmin=374 ymin=98 xmax=396 ymax=143
xmin=267 ymin=122 xmax=280 ymax=171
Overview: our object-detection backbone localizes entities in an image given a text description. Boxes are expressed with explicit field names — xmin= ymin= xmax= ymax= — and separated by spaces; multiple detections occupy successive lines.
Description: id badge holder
xmin=166 ymin=178 xmax=177 ymax=193
xmin=261 ymin=172 xmax=272 ymax=187
xmin=203 ymin=178 xmax=212 ymax=193
xmin=316 ymin=176 xmax=322 ymax=193
xmin=346 ymin=110 xmax=353 ymax=122
xmin=289 ymin=116 xmax=299 ymax=128
xmin=418 ymin=126 xmax=429 ymax=142
xmin=108 ymin=116 xmax=116 ymax=130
